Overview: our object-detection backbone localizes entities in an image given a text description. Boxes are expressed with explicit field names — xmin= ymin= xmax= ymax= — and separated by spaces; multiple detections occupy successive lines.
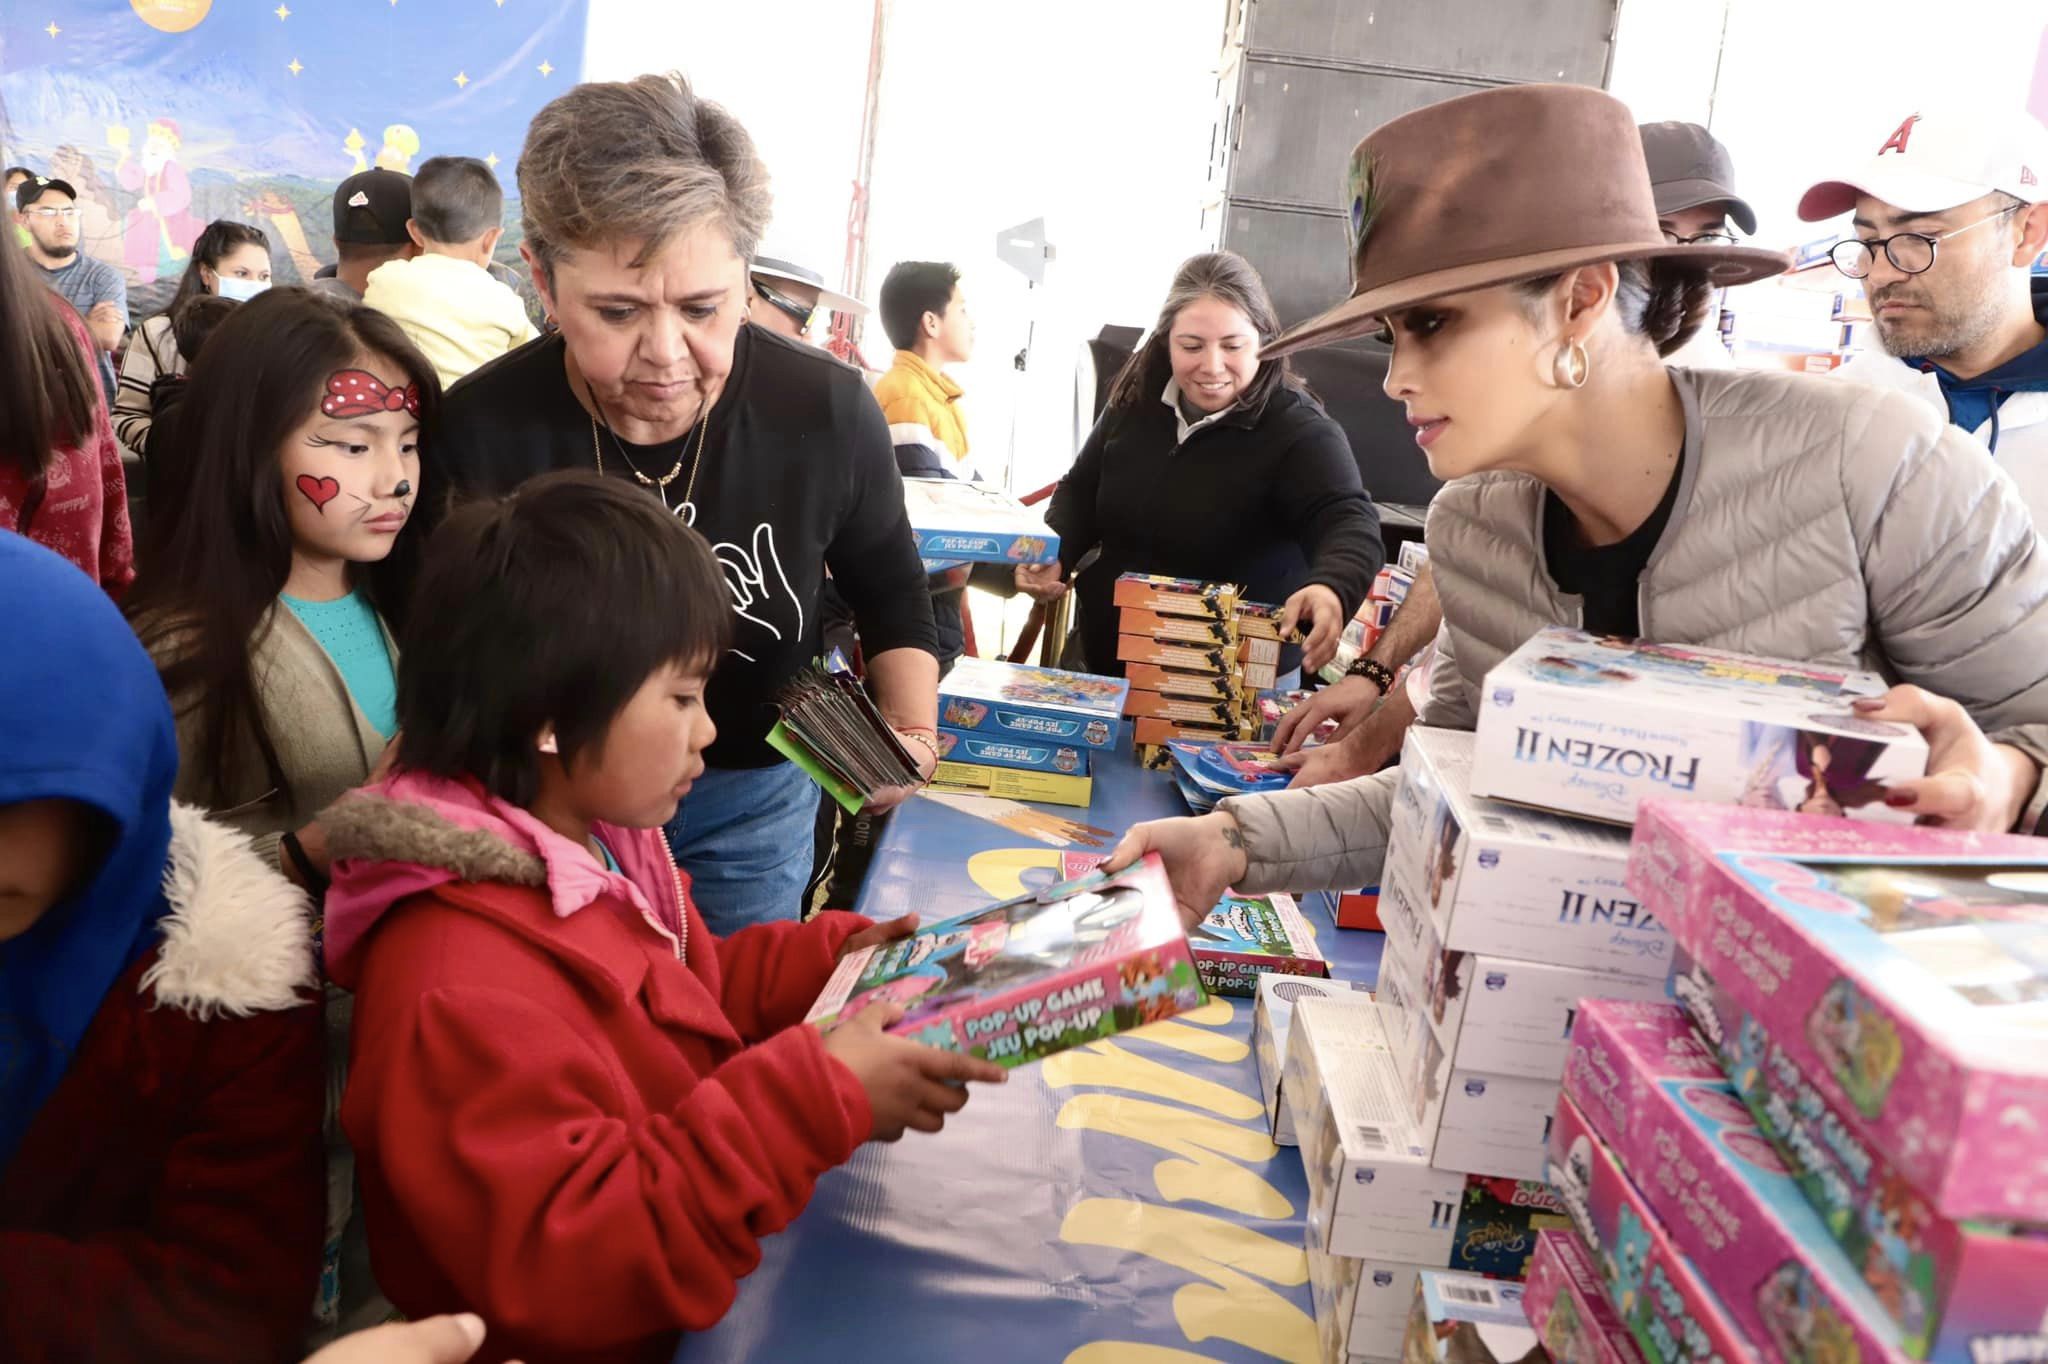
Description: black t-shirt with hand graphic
xmin=431 ymin=324 xmax=939 ymax=769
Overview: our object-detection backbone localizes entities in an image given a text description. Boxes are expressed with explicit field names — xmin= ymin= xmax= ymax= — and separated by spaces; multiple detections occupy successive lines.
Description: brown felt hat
xmin=1267 ymin=84 xmax=1791 ymax=358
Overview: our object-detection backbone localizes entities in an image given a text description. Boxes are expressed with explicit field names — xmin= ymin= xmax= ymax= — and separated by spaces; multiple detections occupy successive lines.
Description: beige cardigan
xmin=146 ymin=601 xmax=394 ymax=873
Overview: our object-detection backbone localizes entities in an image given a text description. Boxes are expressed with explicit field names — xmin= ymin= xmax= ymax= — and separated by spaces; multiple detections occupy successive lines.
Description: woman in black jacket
xmin=1021 ymin=251 xmax=1384 ymax=680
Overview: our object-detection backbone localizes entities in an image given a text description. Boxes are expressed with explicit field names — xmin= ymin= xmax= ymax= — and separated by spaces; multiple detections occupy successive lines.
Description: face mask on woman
xmin=214 ymin=276 xmax=270 ymax=303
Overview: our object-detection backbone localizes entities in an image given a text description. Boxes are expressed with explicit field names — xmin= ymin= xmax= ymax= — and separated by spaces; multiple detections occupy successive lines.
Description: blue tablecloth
xmin=676 ymin=727 xmax=1385 ymax=1364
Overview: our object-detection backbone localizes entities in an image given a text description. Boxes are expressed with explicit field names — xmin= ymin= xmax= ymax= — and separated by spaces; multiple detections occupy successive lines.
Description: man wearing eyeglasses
xmin=1801 ymin=107 xmax=2048 ymax=518
xmin=1642 ymin=121 xmax=1759 ymax=370
xmin=15 ymin=175 xmax=127 ymax=402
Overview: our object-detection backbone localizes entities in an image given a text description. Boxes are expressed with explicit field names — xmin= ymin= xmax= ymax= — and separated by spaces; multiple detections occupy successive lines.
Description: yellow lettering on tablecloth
xmin=1044 ymin=1040 xmax=1263 ymax=1122
xmin=1061 ymin=1200 xmax=1316 ymax=1364
xmin=1056 ymin=1094 xmax=1285 ymax=1217
xmin=1119 ymin=1019 xmax=1247 ymax=1064
xmin=1065 ymin=1347 xmax=1229 ymax=1364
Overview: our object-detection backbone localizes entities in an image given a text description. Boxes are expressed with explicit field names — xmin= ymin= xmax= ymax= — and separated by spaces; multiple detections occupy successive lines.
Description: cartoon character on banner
xmin=375 ymin=125 xmax=421 ymax=174
xmin=108 ymin=117 xmax=202 ymax=283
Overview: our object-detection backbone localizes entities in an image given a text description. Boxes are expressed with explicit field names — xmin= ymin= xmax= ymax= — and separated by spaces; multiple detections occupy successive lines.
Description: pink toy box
xmin=1524 ymin=1229 xmax=1648 ymax=1364
xmin=1564 ymin=1000 xmax=1909 ymax=1364
xmin=1549 ymin=1090 xmax=1753 ymax=1364
xmin=1628 ymin=801 xmax=2048 ymax=1225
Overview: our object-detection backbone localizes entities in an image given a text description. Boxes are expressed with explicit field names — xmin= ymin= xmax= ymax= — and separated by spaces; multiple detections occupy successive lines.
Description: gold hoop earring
xmin=1553 ymin=338 xmax=1590 ymax=389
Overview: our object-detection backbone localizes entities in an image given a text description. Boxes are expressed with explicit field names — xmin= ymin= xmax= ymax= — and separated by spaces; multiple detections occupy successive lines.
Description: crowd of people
xmin=1 ymin=64 xmax=2045 ymax=1364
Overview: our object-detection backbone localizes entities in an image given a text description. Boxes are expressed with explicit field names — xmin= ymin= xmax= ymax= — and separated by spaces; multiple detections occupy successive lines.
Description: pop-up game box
xmin=1549 ymin=1091 xmax=1755 ymax=1364
xmin=1628 ymin=800 xmax=2048 ymax=1224
xmin=1188 ymin=891 xmax=1328 ymax=997
xmin=1286 ymin=995 xmax=1467 ymax=1264
xmin=1470 ymin=629 xmax=1926 ymax=826
xmin=1388 ymin=727 xmax=1669 ymax=981
xmin=902 ymin=477 xmax=1060 ymax=565
xmin=806 ymin=853 xmax=1203 ymax=1067
xmin=938 ymin=657 xmax=1128 ymax=751
xmin=1563 ymin=1000 xmax=1910 ymax=1364
xmin=1524 ymin=1229 xmax=1648 ymax=1364
xmin=1672 ymin=944 xmax=2048 ymax=1361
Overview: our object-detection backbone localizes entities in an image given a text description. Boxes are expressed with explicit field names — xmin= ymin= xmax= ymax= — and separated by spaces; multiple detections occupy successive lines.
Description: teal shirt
xmin=281 ymin=590 xmax=398 ymax=738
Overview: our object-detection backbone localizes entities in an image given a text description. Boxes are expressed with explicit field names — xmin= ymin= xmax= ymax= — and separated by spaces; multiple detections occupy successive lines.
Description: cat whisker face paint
xmin=279 ymin=362 xmax=424 ymax=564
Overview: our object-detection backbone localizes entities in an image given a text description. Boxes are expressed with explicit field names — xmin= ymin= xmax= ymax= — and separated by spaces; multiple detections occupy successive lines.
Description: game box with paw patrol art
xmin=1470 ymin=628 xmax=1926 ymax=827
xmin=804 ymin=853 xmax=1203 ymax=1067
xmin=937 ymin=657 xmax=1129 ymax=751
xmin=1628 ymin=801 xmax=2048 ymax=1225
xmin=901 ymin=476 xmax=1060 ymax=566
xmin=1563 ymin=1001 xmax=1910 ymax=1364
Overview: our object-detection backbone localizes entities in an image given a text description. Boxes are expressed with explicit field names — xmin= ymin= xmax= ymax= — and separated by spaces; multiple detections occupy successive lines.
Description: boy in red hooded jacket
xmin=322 ymin=472 xmax=1004 ymax=1364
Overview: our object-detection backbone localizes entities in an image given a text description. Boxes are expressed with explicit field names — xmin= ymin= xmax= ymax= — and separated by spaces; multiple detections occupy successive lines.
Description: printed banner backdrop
xmin=0 ymin=0 xmax=585 ymax=316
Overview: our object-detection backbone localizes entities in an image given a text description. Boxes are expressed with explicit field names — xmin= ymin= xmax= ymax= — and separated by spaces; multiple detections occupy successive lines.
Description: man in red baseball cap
xmin=1802 ymin=105 xmax=2048 ymax=519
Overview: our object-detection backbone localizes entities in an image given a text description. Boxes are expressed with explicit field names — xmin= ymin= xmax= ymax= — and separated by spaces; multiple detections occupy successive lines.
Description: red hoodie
xmin=321 ymin=772 xmax=873 ymax=1364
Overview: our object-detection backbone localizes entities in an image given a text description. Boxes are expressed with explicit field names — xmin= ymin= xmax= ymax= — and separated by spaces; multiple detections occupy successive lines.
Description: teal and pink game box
xmin=1524 ymin=1229 xmax=1648 ymax=1364
xmin=1628 ymin=802 xmax=2048 ymax=1225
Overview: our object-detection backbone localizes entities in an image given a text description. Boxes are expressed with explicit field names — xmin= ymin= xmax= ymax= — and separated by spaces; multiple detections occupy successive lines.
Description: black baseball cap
xmin=15 ymin=175 xmax=78 ymax=214
xmin=1639 ymin=121 xmax=1757 ymax=236
xmin=332 ymin=168 xmax=413 ymax=245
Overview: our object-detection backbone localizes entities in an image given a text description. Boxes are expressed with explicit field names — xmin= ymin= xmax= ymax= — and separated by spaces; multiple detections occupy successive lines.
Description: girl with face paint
xmin=113 ymin=218 xmax=274 ymax=458
xmin=124 ymin=285 xmax=439 ymax=1340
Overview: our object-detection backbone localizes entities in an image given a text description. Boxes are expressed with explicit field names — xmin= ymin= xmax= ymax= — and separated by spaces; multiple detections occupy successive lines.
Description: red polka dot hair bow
xmin=321 ymin=369 xmax=421 ymax=418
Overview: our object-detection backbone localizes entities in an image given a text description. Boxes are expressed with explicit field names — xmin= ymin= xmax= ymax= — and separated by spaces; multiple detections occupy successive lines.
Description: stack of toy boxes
xmin=1114 ymin=575 xmax=1273 ymax=750
xmin=1378 ymin=728 xmax=1674 ymax=1185
xmin=1615 ymin=802 xmax=2048 ymax=1364
xmin=1285 ymin=994 xmax=1571 ymax=1363
xmin=932 ymin=658 xmax=1127 ymax=808
xmin=1320 ymin=539 xmax=1427 ymax=685
xmin=1398 ymin=1272 xmax=1545 ymax=1364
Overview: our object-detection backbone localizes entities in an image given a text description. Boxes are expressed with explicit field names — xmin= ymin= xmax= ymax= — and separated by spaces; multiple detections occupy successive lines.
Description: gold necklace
xmin=588 ymin=393 xmax=713 ymax=512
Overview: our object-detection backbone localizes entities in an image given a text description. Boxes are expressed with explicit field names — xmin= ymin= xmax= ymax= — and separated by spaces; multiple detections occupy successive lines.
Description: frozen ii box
xmin=1628 ymin=800 xmax=2048 ymax=1225
xmin=1470 ymin=629 xmax=1926 ymax=827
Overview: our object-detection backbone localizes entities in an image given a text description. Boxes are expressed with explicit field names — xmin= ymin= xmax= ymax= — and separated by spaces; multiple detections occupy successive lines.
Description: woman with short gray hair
xmin=432 ymin=73 xmax=940 ymax=933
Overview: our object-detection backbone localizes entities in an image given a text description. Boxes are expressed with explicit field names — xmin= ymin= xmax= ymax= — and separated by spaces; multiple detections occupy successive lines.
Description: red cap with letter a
xmin=1798 ymin=104 xmax=2048 ymax=221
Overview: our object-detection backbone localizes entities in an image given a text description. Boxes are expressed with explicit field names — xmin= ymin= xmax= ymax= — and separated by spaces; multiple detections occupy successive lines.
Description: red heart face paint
xmin=295 ymin=473 xmax=341 ymax=512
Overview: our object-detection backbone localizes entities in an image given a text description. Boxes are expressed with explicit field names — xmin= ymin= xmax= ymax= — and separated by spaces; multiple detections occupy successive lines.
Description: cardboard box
xmin=1336 ymin=887 xmax=1384 ymax=932
xmin=1671 ymin=947 xmax=2048 ymax=1362
xmin=1240 ymin=635 xmax=1282 ymax=668
xmin=1402 ymin=1272 xmax=1539 ymax=1364
xmin=1432 ymin=1070 xmax=1559 ymax=1182
xmin=1191 ymin=892 xmax=1328 ymax=998
xmin=1375 ymin=907 xmax=1453 ymax=1145
xmin=1562 ymin=1000 xmax=1912 ymax=1364
xmin=1548 ymin=1092 xmax=1756 ymax=1364
xmin=1254 ymin=974 xmax=1377 ymax=1145
xmin=1310 ymin=1248 xmax=1418 ymax=1364
xmin=1112 ymin=573 xmax=1241 ymax=618
xmin=1116 ymin=633 xmax=1238 ymax=675
xmin=1134 ymin=715 xmax=1244 ymax=747
xmin=934 ymin=728 xmax=1090 ymax=777
xmin=1124 ymin=662 xmax=1241 ymax=703
xmin=1377 ymin=853 xmax=1671 ymax=1083
xmin=1286 ymin=996 xmax=1466 ymax=1263
xmin=1449 ymin=1175 xmax=1573 ymax=1278
xmin=1523 ymin=1230 xmax=1649 ymax=1364
xmin=1629 ymin=800 xmax=2048 ymax=1224
xmin=937 ymin=658 xmax=1127 ymax=751
xmin=929 ymin=762 xmax=1093 ymax=808
xmin=1123 ymin=689 xmax=1242 ymax=726
xmin=1236 ymin=600 xmax=1286 ymax=641
xmin=1240 ymin=659 xmax=1280 ymax=691
xmin=902 ymin=477 xmax=1059 ymax=565
xmin=1386 ymin=727 xmax=1670 ymax=981
xmin=1117 ymin=606 xmax=1240 ymax=646
xmin=1470 ymin=628 xmax=1926 ymax=826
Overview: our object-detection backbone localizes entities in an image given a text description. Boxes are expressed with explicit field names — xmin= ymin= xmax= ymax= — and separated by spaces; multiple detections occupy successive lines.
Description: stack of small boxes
xmin=1114 ymin=574 xmax=1277 ymax=753
xmin=931 ymin=657 xmax=1128 ymax=808
xmin=1527 ymin=804 xmax=2048 ymax=1364
xmin=1290 ymin=627 xmax=1948 ymax=1364
xmin=1320 ymin=541 xmax=1426 ymax=684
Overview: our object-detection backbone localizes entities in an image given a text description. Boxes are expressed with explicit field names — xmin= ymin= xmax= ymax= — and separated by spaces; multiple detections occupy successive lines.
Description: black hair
xmin=394 ymin=471 xmax=732 ymax=808
xmin=165 ymin=219 xmax=272 ymax=319
xmin=337 ymin=239 xmax=412 ymax=268
xmin=0 ymin=229 xmax=97 ymax=479
xmin=2 ymin=165 xmax=32 ymax=183
xmin=1106 ymin=250 xmax=1308 ymax=413
xmin=411 ymin=155 xmax=504 ymax=244
xmin=878 ymin=260 xmax=961 ymax=351
xmin=171 ymin=292 xmax=241 ymax=364
xmin=1515 ymin=259 xmax=1716 ymax=358
xmin=127 ymin=287 xmax=443 ymax=812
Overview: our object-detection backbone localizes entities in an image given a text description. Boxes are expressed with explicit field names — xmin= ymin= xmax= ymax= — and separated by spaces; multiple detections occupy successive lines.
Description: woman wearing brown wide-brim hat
xmin=1100 ymin=83 xmax=2048 ymax=925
